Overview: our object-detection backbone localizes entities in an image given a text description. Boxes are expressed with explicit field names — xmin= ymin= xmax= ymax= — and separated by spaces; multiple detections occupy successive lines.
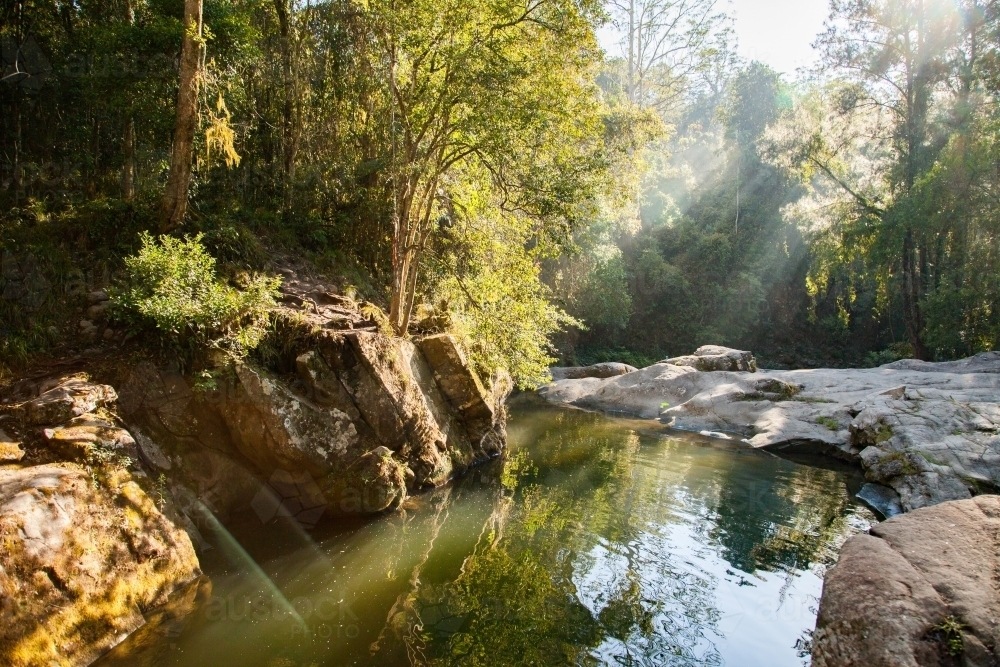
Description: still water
xmin=98 ymin=397 xmax=876 ymax=667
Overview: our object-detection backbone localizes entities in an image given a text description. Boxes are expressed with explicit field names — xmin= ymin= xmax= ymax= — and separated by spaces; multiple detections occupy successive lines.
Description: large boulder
xmin=550 ymin=363 xmax=638 ymax=380
xmin=118 ymin=330 xmax=506 ymax=519
xmin=24 ymin=378 xmax=117 ymax=426
xmin=0 ymin=464 xmax=200 ymax=667
xmin=664 ymin=345 xmax=757 ymax=373
xmin=539 ymin=352 xmax=1000 ymax=512
xmin=812 ymin=495 xmax=1000 ymax=667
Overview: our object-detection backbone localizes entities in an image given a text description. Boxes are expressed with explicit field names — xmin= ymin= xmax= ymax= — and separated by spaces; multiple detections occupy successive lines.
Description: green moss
xmin=816 ymin=416 xmax=839 ymax=431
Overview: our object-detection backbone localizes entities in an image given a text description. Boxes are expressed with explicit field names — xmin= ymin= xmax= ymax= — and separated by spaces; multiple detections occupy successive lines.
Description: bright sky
xmin=729 ymin=0 xmax=830 ymax=76
xmin=598 ymin=0 xmax=831 ymax=79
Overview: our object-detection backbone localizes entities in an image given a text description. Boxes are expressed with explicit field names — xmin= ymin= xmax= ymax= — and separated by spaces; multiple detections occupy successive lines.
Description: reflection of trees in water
xmin=369 ymin=405 xmax=865 ymax=666
xmin=708 ymin=459 xmax=865 ymax=575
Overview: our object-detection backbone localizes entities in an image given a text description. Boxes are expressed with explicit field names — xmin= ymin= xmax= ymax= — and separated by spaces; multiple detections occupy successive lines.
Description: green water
xmin=98 ymin=398 xmax=875 ymax=667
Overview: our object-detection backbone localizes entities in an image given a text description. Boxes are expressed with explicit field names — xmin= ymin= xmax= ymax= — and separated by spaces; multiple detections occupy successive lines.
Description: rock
xmin=25 ymin=378 xmax=117 ymax=425
xmin=338 ymin=446 xmax=408 ymax=513
xmin=664 ymin=345 xmax=757 ymax=372
xmin=417 ymin=333 xmax=504 ymax=451
xmin=0 ymin=464 xmax=200 ymax=667
xmin=550 ymin=362 xmax=638 ymax=380
xmin=812 ymin=496 xmax=1000 ymax=666
xmin=0 ymin=428 xmax=24 ymax=463
xmin=103 ymin=328 xmax=115 ymax=340
xmin=42 ymin=414 xmax=138 ymax=461
xmin=87 ymin=288 xmax=109 ymax=304
xmin=116 ymin=327 xmax=506 ymax=520
xmin=87 ymin=301 xmax=109 ymax=321
xmin=539 ymin=351 xmax=1000 ymax=512
xmin=856 ymin=482 xmax=903 ymax=518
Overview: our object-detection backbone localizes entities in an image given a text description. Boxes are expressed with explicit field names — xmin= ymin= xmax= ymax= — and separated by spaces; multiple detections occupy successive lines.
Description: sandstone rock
xmin=812 ymin=496 xmax=1000 ymax=667
xmin=222 ymin=361 xmax=362 ymax=475
xmin=539 ymin=352 xmax=1000 ymax=512
xmin=340 ymin=446 xmax=408 ymax=513
xmin=664 ymin=345 xmax=757 ymax=373
xmin=550 ymin=362 xmax=638 ymax=380
xmin=25 ymin=378 xmax=117 ymax=425
xmin=0 ymin=464 xmax=200 ymax=667
xmin=417 ymin=333 xmax=502 ymax=451
xmin=0 ymin=428 xmax=24 ymax=463
xmin=118 ymin=363 xmax=268 ymax=520
xmin=42 ymin=414 xmax=138 ymax=462
xmin=118 ymin=328 xmax=506 ymax=519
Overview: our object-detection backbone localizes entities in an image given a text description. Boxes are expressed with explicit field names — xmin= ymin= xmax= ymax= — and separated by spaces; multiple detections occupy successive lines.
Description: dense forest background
xmin=2 ymin=0 xmax=1000 ymax=384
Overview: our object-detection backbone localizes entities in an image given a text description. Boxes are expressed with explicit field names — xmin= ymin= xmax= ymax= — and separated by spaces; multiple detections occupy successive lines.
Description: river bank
xmin=539 ymin=346 xmax=1000 ymax=515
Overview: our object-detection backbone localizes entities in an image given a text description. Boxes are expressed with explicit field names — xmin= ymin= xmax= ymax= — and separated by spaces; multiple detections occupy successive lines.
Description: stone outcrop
xmin=550 ymin=362 xmax=638 ymax=380
xmin=812 ymin=495 xmax=1000 ymax=667
xmin=119 ymin=330 xmax=506 ymax=519
xmin=538 ymin=350 xmax=1000 ymax=512
xmin=24 ymin=378 xmax=117 ymax=425
xmin=0 ymin=464 xmax=200 ymax=667
xmin=0 ymin=428 xmax=24 ymax=462
xmin=664 ymin=345 xmax=758 ymax=373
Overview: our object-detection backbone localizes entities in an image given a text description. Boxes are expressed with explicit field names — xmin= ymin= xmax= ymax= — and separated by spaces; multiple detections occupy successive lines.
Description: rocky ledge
xmin=539 ymin=347 xmax=1000 ymax=513
xmin=812 ymin=495 xmax=1000 ymax=666
xmin=0 ymin=377 xmax=201 ymax=667
xmin=0 ymin=273 xmax=507 ymax=665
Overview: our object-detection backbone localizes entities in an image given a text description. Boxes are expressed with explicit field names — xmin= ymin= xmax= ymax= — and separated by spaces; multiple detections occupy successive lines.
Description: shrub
xmin=111 ymin=233 xmax=280 ymax=355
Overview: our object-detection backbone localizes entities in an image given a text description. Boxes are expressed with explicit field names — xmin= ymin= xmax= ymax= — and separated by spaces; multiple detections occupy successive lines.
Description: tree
xmin=606 ymin=0 xmax=730 ymax=111
xmin=355 ymin=0 xmax=609 ymax=336
xmin=160 ymin=0 xmax=205 ymax=232
xmin=806 ymin=0 xmax=966 ymax=359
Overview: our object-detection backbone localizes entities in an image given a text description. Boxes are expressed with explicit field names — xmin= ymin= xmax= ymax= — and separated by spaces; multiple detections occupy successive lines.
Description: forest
xmin=2 ymin=0 xmax=1000 ymax=385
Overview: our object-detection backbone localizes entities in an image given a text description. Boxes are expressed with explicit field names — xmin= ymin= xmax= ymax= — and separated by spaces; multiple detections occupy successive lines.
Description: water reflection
xmin=97 ymin=397 xmax=873 ymax=667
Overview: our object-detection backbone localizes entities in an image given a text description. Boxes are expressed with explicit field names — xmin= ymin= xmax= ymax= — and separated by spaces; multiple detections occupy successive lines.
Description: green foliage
xmin=816 ymin=416 xmax=839 ymax=431
xmin=933 ymin=616 xmax=967 ymax=657
xmin=430 ymin=212 xmax=581 ymax=390
xmin=111 ymin=233 xmax=280 ymax=355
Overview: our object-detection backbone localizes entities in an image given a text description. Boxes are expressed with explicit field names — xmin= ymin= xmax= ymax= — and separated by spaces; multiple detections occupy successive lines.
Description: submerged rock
xmin=0 ymin=464 xmax=200 ymax=667
xmin=538 ymin=350 xmax=1000 ymax=512
xmin=812 ymin=495 xmax=1000 ymax=666
xmin=856 ymin=483 xmax=903 ymax=518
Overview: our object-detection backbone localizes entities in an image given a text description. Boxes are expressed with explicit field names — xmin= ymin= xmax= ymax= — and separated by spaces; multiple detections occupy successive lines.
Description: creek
xmin=96 ymin=396 xmax=876 ymax=667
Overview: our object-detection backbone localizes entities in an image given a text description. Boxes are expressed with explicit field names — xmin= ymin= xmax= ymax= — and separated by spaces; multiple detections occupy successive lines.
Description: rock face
xmin=538 ymin=351 xmax=1000 ymax=512
xmin=664 ymin=345 xmax=758 ymax=373
xmin=24 ymin=378 xmax=117 ymax=425
xmin=812 ymin=495 xmax=1000 ymax=667
xmin=120 ymin=330 xmax=506 ymax=518
xmin=0 ymin=428 xmax=24 ymax=462
xmin=550 ymin=363 xmax=638 ymax=380
xmin=0 ymin=464 xmax=200 ymax=667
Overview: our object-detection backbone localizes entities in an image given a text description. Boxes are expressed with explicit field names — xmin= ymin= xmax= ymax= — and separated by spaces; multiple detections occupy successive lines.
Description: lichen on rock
xmin=0 ymin=464 xmax=200 ymax=667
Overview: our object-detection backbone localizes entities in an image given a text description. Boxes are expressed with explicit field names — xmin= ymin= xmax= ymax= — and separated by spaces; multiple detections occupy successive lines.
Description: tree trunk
xmin=122 ymin=118 xmax=135 ymax=201
xmin=274 ymin=0 xmax=300 ymax=216
xmin=122 ymin=0 xmax=136 ymax=201
xmin=160 ymin=0 xmax=204 ymax=232
xmin=901 ymin=228 xmax=931 ymax=360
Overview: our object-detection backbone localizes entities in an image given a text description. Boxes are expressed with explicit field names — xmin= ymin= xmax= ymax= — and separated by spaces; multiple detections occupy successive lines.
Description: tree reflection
xmin=368 ymin=403 xmax=868 ymax=666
